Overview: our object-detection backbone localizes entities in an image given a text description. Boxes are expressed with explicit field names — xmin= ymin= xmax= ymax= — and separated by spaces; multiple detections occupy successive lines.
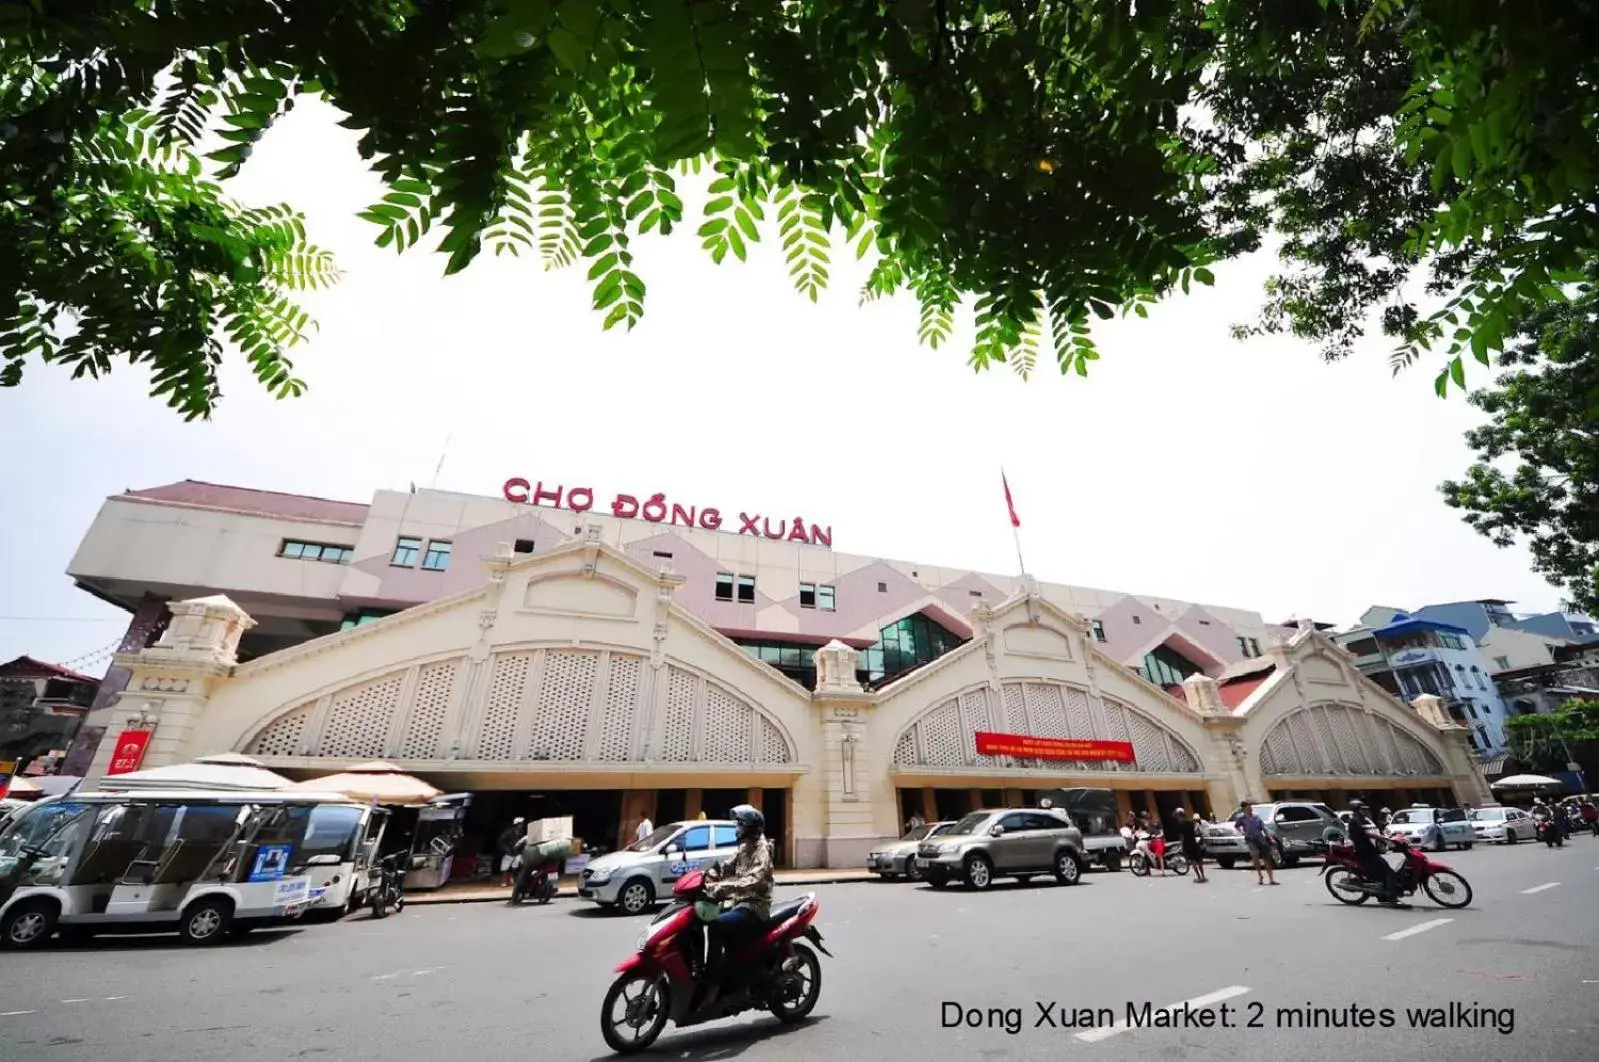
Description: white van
xmin=577 ymin=819 xmax=743 ymax=915
xmin=0 ymin=789 xmax=370 ymax=948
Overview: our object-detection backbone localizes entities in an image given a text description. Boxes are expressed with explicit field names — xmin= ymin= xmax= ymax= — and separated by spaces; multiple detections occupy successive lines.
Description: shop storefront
xmin=77 ymin=534 xmax=1491 ymax=868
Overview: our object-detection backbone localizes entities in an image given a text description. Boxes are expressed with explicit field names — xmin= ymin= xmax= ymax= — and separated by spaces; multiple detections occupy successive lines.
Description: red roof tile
xmin=0 ymin=655 xmax=100 ymax=685
xmin=121 ymin=480 xmax=369 ymax=527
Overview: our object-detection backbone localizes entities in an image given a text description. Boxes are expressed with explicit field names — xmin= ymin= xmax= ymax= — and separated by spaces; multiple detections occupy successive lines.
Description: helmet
xmin=730 ymin=804 xmax=765 ymax=841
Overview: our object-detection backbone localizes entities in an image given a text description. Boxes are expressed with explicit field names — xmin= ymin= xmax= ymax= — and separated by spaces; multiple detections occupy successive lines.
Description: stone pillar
xmin=61 ymin=593 xmax=172 ymax=777
xmin=81 ymin=596 xmax=254 ymax=788
xmin=808 ymin=640 xmax=887 ymax=868
xmin=1412 ymin=694 xmax=1494 ymax=805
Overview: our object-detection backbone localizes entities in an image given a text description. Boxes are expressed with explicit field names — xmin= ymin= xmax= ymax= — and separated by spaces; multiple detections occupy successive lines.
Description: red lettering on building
xmin=502 ymin=478 xmax=833 ymax=549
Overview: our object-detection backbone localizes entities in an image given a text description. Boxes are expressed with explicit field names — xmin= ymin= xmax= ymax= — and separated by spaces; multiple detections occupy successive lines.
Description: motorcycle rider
xmin=1347 ymin=799 xmax=1402 ymax=906
xmin=691 ymin=804 xmax=774 ymax=1011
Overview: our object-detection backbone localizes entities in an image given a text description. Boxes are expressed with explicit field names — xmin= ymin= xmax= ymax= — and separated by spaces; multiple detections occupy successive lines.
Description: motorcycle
xmin=511 ymin=860 xmax=559 ymax=905
xmin=369 ymin=851 xmax=407 ymax=919
xmin=1127 ymin=831 xmax=1189 ymax=877
xmin=1535 ymin=816 xmax=1564 ymax=848
xmin=1322 ymin=839 xmax=1471 ymax=909
xmin=598 ymin=867 xmax=829 ymax=1055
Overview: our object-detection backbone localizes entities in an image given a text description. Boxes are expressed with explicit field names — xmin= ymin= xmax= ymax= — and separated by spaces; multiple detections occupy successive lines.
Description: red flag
xmin=1002 ymin=470 xmax=1020 ymax=528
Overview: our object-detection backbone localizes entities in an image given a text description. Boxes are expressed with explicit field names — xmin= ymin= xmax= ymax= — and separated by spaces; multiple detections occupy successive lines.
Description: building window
xmin=800 ymin=583 xmax=836 ymax=611
xmin=279 ymin=540 xmax=353 ymax=565
xmin=737 ymin=575 xmax=756 ymax=603
xmin=857 ymin=613 xmax=967 ymax=686
xmin=340 ymin=608 xmax=397 ymax=631
xmin=1090 ymin=620 xmax=1106 ymax=642
xmin=391 ymin=536 xmax=422 ymax=567
xmin=715 ymin=572 xmax=734 ymax=601
xmin=513 ymin=539 xmax=536 ymax=554
xmin=421 ymin=540 xmax=452 ymax=571
xmin=1140 ymin=645 xmax=1204 ymax=687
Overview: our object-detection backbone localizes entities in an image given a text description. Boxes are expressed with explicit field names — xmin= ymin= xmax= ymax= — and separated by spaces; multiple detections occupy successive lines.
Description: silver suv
xmin=916 ymin=808 xmax=1085 ymax=890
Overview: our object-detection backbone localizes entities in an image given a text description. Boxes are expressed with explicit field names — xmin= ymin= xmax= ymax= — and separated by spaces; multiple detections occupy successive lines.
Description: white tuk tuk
xmin=0 ymin=789 xmax=371 ymax=948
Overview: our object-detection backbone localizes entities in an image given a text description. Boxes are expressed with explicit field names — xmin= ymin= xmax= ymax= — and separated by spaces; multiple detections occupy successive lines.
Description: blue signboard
xmin=250 ymin=845 xmax=292 ymax=882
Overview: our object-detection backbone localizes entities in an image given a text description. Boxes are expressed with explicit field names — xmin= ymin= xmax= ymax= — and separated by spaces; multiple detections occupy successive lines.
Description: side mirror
xmin=306 ymin=853 xmax=340 ymax=867
xmin=988 ymin=824 xmax=1005 ymax=837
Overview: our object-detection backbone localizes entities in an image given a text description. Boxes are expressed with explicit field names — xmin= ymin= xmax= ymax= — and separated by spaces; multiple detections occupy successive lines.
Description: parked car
xmin=867 ymin=821 xmax=954 ymax=880
xmin=576 ymin=819 xmax=742 ymax=915
xmin=917 ymin=808 xmax=1085 ymax=891
xmin=1469 ymin=806 xmax=1536 ymax=845
xmin=1202 ymin=802 xmax=1344 ymax=869
xmin=1386 ymin=805 xmax=1474 ymax=851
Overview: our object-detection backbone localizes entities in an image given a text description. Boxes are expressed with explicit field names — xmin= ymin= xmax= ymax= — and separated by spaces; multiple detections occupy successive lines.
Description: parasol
xmin=1489 ymin=773 xmax=1565 ymax=790
xmin=280 ymin=760 xmax=442 ymax=806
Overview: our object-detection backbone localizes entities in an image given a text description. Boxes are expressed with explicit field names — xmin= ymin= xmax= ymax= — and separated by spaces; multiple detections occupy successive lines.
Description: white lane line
xmin=1522 ymin=882 xmax=1561 ymax=895
xmin=1382 ymin=918 xmax=1453 ymax=941
xmin=1 ymin=1011 xmax=36 ymax=1017
xmin=1075 ymin=985 xmax=1251 ymax=1043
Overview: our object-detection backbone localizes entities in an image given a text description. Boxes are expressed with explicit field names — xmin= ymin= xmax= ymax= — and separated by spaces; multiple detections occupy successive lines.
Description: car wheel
xmin=1054 ymin=849 xmax=1083 ymax=886
xmin=180 ymin=898 xmax=233 ymax=945
xmin=616 ymin=878 xmax=655 ymax=916
xmin=1 ymin=900 xmax=59 ymax=950
xmin=964 ymin=854 xmax=995 ymax=890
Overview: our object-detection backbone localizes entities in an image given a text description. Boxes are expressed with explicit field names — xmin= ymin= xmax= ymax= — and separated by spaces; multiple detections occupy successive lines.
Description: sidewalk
xmin=406 ymin=867 xmax=878 ymax=905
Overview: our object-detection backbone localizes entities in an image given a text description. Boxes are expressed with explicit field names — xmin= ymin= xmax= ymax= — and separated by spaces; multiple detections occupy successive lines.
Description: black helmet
xmin=730 ymin=804 xmax=764 ymax=841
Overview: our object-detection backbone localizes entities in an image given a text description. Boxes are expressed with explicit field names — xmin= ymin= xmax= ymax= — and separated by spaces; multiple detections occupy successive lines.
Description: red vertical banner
xmin=106 ymin=730 xmax=153 ymax=776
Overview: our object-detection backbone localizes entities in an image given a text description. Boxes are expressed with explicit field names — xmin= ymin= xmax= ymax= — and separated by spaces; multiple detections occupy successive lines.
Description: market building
xmin=64 ymin=479 xmax=1490 ymax=869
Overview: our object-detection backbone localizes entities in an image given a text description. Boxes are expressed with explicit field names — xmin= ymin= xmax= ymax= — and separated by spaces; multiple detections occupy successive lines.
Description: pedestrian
xmin=1177 ymin=808 xmax=1207 ymax=883
xmin=1236 ymin=801 xmax=1278 ymax=885
xmin=634 ymin=813 xmax=654 ymax=843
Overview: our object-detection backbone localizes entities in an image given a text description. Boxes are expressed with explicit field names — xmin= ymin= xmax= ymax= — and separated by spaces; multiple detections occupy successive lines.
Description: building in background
xmin=61 ymin=478 xmax=1489 ymax=868
xmin=1336 ymin=610 xmax=1510 ymax=755
xmin=0 ymin=656 xmax=99 ymax=771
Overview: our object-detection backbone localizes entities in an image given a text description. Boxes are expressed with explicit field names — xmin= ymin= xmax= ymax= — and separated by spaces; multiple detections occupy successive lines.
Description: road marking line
xmin=1382 ymin=918 xmax=1453 ymax=941
xmin=1522 ymin=882 xmax=1561 ymax=895
xmin=1075 ymin=985 xmax=1250 ymax=1043
xmin=1 ymin=1011 xmax=35 ymax=1017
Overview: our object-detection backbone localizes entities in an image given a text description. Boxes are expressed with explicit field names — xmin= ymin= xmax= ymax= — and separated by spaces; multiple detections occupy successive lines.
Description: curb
xmin=406 ymin=872 xmax=879 ymax=905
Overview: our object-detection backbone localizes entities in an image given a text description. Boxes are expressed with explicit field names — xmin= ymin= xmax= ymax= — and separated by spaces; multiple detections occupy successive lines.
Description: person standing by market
xmin=1237 ymin=801 xmax=1278 ymax=886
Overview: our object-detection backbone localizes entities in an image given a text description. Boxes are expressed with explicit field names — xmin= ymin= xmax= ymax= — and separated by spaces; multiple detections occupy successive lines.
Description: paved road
xmin=2 ymin=840 xmax=1595 ymax=1061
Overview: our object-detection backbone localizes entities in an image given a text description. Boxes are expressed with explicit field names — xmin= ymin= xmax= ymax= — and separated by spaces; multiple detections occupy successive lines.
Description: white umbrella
xmin=99 ymin=760 xmax=292 ymax=792
xmin=1489 ymin=773 xmax=1565 ymax=789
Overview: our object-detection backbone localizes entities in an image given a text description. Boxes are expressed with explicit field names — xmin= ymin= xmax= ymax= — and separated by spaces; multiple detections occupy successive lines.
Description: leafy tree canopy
xmin=1441 ymin=263 xmax=1599 ymax=614
xmin=2 ymin=0 xmax=1597 ymax=418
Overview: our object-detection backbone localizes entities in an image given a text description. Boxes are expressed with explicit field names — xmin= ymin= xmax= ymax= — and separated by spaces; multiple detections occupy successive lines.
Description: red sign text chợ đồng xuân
xmin=502 ymin=478 xmax=833 ymax=549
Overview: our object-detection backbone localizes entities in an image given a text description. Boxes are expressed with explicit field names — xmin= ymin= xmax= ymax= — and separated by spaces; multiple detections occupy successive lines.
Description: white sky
xmin=0 ymin=99 xmax=1566 ymax=673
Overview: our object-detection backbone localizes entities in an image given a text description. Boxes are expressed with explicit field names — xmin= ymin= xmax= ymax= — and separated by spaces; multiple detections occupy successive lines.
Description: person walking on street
xmin=1237 ymin=801 xmax=1278 ymax=885
xmin=1177 ymin=808 xmax=1207 ymax=883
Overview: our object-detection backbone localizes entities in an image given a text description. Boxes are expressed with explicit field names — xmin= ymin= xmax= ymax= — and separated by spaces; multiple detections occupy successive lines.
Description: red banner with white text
xmin=974 ymin=732 xmax=1135 ymax=763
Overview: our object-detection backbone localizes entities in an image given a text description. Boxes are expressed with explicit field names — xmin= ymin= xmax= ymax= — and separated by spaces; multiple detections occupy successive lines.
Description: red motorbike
xmin=1322 ymin=839 xmax=1472 ymax=909
xmin=599 ymin=868 xmax=829 ymax=1054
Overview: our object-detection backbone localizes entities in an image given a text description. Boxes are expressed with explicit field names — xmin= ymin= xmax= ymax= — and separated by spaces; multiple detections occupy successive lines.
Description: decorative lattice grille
xmin=597 ymin=655 xmax=642 ymax=761
xmin=479 ymin=653 xmax=532 ymax=760
xmin=400 ymin=662 xmax=458 ymax=759
xmin=529 ymin=650 xmax=598 ymax=760
xmin=660 ymin=668 xmax=697 ymax=762
xmin=892 ymin=727 xmax=918 ymax=765
xmin=248 ymin=705 xmax=311 ymax=757
xmin=320 ymin=673 xmax=406 ymax=758
xmin=919 ymin=699 xmax=967 ymax=766
xmin=703 ymin=684 xmax=753 ymax=762
xmin=756 ymin=714 xmax=791 ymax=764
